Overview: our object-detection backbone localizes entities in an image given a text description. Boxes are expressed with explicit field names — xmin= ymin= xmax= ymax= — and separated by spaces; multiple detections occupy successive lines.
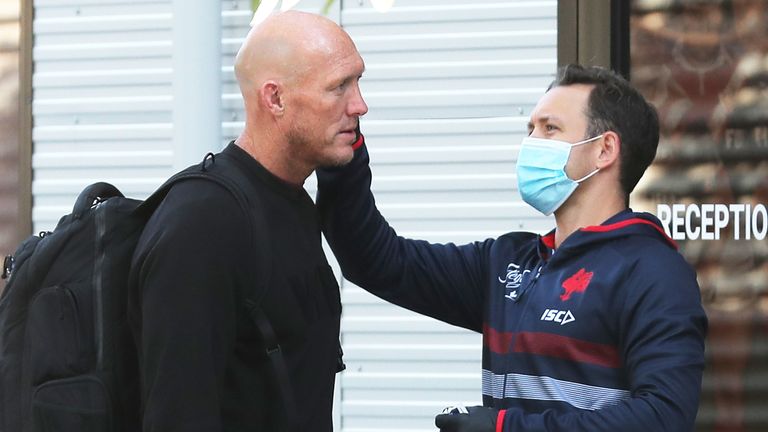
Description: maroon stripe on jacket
xmin=484 ymin=326 xmax=622 ymax=369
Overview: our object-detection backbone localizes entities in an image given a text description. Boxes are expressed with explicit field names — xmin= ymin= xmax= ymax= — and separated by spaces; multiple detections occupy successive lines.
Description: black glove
xmin=435 ymin=405 xmax=499 ymax=432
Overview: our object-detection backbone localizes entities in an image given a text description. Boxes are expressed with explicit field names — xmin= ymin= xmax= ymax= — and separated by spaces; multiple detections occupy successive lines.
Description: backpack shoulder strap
xmin=198 ymin=152 xmax=299 ymax=431
xmin=245 ymin=299 xmax=299 ymax=431
xmin=137 ymin=155 xmax=259 ymax=256
xmin=150 ymin=151 xmax=298 ymax=431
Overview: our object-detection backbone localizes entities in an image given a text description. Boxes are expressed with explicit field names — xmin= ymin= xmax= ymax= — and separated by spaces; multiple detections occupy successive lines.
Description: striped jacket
xmin=317 ymin=144 xmax=707 ymax=431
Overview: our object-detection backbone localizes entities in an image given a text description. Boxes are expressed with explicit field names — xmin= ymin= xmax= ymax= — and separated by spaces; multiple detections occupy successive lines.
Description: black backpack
xmin=0 ymin=152 xmax=298 ymax=432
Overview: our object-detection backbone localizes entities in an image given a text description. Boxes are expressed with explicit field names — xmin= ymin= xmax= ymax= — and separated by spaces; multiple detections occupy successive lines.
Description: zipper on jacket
xmin=509 ymin=233 xmax=553 ymax=303
xmin=509 ymin=262 xmax=544 ymax=303
xmin=500 ymin=260 xmax=544 ymax=398
xmin=94 ymin=203 xmax=106 ymax=369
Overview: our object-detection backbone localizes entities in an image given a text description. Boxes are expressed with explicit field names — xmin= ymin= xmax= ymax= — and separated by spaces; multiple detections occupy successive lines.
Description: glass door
xmin=630 ymin=1 xmax=768 ymax=430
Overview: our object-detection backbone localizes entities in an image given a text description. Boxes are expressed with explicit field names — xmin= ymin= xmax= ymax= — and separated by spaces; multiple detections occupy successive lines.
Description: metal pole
xmin=172 ymin=0 xmax=222 ymax=170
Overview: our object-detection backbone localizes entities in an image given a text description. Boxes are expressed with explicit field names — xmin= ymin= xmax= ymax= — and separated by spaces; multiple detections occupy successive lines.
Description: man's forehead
xmin=530 ymin=85 xmax=592 ymax=121
xmin=324 ymin=48 xmax=365 ymax=75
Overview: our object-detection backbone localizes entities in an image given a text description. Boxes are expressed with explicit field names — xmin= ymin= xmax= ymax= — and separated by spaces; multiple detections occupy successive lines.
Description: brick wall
xmin=0 ymin=0 xmax=20 ymax=259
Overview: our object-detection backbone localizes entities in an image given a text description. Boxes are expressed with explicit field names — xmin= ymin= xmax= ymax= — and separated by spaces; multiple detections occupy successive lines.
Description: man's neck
xmin=235 ymin=130 xmax=311 ymax=187
xmin=552 ymin=189 xmax=626 ymax=249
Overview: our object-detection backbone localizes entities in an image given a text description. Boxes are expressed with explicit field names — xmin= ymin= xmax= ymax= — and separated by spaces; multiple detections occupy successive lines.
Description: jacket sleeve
xmin=132 ymin=182 xmax=250 ymax=432
xmin=497 ymin=251 xmax=707 ymax=431
xmin=316 ymin=144 xmax=488 ymax=332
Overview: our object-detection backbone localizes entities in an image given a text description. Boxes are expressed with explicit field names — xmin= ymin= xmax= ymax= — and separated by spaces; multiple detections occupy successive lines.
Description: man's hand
xmin=435 ymin=405 xmax=500 ymax=432
xmin=352 ymin=122 xmax=365 ymax=150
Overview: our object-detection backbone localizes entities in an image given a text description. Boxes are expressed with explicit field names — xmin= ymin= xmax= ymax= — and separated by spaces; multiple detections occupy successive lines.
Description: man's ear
xmin=261 ymin=81 xmax=284 ymax=116
xmin=597 ymin=131 xmax=621 ymax=169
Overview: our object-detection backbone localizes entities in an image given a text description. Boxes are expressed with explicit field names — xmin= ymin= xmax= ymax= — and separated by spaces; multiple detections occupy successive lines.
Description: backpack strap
xmin=145 ymin=152 xmax=299 ymax=431
xmin=245 ymin=299 xmax=300 ymax=432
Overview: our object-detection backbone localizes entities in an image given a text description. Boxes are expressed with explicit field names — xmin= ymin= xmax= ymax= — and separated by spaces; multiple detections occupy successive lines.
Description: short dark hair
xmin=548 ymin=64 xmax=660 ymax=198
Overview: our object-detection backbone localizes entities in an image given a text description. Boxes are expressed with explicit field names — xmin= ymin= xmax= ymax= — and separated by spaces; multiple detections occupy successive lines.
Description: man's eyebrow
xmin=539 ymin=114 xmax=562 ymax=124
xmin=527 ymin=115 xmax=548 ymax=128
xmin=527 ymin=114 xmax=564 ymax=132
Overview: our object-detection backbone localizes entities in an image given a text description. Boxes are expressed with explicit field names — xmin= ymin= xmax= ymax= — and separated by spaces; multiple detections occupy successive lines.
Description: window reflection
xmin=631 ymin=1 xmax=768 ymax=430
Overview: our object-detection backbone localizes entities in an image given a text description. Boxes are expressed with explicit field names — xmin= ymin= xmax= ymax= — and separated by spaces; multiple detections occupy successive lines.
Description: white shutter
xmin=334 ymin=2 xmax=557 ymax=431
xmin=31 ymin=0 xmax=175 ymax=233
xmin=221 ymin=0 xmax=250 ymax=141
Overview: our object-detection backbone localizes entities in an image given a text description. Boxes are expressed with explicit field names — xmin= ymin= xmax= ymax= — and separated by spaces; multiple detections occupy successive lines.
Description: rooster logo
xmin=560 ymin=268 xmax=593 ymax=301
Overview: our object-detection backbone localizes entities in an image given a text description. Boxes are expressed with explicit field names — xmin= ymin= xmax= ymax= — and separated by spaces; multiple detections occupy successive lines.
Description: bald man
xmin=128 ymin=11 xmax=367 ymax=432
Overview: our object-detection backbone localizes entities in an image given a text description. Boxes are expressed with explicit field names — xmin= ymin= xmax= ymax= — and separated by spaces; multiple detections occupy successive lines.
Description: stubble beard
xmin=286 ymin=127 xmax=353 ymax=170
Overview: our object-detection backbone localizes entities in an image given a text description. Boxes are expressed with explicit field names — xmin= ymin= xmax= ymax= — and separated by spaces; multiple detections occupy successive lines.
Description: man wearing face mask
xmin=316 ymin=64 xmax=707 ymax=431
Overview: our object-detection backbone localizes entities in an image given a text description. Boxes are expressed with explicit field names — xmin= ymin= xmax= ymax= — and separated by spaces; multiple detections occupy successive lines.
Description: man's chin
xmin=319 ymin=149 xmax=355 ymax=169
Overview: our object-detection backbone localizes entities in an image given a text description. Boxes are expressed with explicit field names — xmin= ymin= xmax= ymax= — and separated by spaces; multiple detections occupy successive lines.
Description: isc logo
xmin=540 ymin=309 xmax=575 ymax=325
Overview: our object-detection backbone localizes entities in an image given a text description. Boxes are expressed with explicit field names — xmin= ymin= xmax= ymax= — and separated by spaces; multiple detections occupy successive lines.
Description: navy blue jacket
xmin=317 ymin=144 xmax=707 ymax=431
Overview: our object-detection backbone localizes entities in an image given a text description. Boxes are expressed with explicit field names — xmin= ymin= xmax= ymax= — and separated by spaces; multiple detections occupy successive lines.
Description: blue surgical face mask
xmin=515 ymin=135 xmax=602 ymax=216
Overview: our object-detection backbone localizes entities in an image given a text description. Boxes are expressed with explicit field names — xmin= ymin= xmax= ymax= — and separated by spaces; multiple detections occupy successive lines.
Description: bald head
xmin=232 ymin=10 xmax=368 ymax=185
xmin=235 ymin=11 xmax=355 ymax=94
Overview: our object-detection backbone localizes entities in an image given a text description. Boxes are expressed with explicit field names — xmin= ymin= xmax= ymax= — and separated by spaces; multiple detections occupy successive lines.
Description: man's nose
xmin=349 ymin=85 xmax=368 ymax=117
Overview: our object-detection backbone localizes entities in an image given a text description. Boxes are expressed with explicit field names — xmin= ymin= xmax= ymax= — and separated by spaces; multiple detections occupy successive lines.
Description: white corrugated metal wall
xmin=32 ymin=0 xmax=175 ymax=233
xmin=31 ymin=0 xmax=557 ymax=430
